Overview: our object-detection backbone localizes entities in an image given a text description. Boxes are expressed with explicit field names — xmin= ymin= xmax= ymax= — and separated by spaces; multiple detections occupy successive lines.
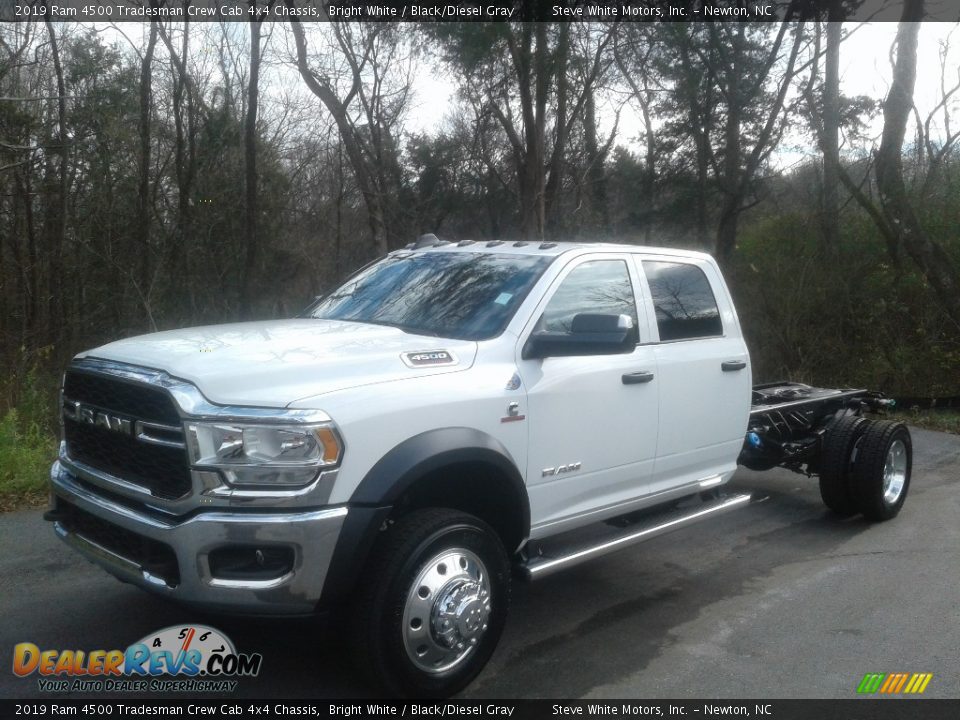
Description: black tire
xmin=852 ymin=420 xmax=912 ymax=522
xmin=819 ymin=415 xmax=870 ymax=516
xmin=351 ymin=508 xmax=510 ymax=697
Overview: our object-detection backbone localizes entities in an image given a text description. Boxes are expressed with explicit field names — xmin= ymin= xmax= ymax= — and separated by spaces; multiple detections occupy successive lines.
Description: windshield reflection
xmin=309 ymin=252 xmax=552 ymax=341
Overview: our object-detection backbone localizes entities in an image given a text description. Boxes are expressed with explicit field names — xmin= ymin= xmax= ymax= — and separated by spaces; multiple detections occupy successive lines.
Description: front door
xmin=518 ymin=254 xmax=660 ymax=533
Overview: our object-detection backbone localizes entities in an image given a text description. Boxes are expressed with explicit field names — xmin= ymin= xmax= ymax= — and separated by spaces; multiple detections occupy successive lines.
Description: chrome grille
xmin=62 ymin=370 xmax=192 ymax=500
xmin=63 ymin=371 xmax=181 ymax=424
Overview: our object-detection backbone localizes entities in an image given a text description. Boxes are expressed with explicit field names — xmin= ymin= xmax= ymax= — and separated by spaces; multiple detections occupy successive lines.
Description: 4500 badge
xmin=13 ymin=624 xmax=262 ymax=690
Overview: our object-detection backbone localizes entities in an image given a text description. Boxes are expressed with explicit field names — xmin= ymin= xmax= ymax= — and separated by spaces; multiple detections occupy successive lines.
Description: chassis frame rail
xmin=740 ymin=382 xmax=894 ymax=474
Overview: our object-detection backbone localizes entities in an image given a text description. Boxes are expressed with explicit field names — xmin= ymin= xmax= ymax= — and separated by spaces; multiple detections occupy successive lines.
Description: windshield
xmin=307 ymin=251 xmax=552 ymax=341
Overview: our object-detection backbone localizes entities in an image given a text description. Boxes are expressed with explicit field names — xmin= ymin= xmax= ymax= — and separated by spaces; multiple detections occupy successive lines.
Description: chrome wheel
xmin=402 ymin=548 xmax=491 ymax=674
xmin=882 ymin=439 xmax=908 ymax=504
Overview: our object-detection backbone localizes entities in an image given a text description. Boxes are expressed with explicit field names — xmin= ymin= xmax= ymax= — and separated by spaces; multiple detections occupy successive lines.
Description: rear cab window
xmin=640 ymin=260 xmax=724 ymax=342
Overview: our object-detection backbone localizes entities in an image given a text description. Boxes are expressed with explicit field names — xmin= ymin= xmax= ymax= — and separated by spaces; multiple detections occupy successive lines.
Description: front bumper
xmin=48 ymin=460 xmax=347 ymax=615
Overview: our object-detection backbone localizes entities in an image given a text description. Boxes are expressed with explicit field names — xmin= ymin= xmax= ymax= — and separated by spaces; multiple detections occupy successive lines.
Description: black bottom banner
xmin=2 ymin=700 xmax=959 ymax=720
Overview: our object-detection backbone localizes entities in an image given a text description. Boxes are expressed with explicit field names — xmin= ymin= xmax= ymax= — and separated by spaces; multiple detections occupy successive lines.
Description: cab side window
xmin=642 ymin=261 xmax=723 ymax=341
xmin=539 ymin=260 xmax=638 ymax=335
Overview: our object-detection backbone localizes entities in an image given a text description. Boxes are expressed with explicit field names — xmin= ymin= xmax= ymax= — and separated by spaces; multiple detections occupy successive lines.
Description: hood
xmin=78 ymin=319 xmax=477 ymax=407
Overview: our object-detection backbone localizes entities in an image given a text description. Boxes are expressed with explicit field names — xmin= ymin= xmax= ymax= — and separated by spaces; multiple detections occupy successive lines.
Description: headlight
xmin=186 ymin=422 xmax=342 ymax=487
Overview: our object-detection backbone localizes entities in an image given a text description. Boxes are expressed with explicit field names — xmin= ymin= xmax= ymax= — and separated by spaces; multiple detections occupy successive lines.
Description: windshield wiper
xmin=310 ymin=317 xmax=449 ymax=338
xmin=383 ymin=322 xmax=442 ymax=337
xmin=356 ymin=320 xmax=445 ymax=337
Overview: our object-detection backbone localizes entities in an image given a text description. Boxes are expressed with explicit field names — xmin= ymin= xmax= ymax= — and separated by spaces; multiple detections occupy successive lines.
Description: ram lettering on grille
xmin=62 ymin=371 xmax=191 ymax=500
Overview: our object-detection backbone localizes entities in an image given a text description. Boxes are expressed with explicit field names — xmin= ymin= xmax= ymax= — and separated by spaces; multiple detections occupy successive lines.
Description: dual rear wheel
xmin=819 ymin=416 xmax=912 ymax=521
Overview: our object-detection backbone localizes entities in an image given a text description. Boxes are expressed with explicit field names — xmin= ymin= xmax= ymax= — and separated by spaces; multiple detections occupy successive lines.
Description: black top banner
xmin=2 ymin=699 xmax=960 ymax=719
xmin=1 ymin=0 xmax=958 ymax=23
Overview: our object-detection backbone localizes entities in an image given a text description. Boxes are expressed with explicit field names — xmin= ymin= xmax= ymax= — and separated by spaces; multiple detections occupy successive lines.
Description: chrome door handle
xmin=722 ymin=360 xmax=747 ymax=372
xmin=622 ymin=371 xmax=655 ymax=385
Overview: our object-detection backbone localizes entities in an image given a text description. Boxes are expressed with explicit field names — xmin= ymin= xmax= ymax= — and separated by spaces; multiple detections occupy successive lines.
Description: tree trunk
xmin=136 ymin=21 xmax=158 ymax=327
xmin=583 ymin=88 xmax=609 ymax=234
xmin=512 ymin=25 xmax=539 ymax=241
xmin=713 ymin=21 xmax=803 ymax=267
xmin=334 ymin=136 xmax=344 ymax=280
xmin=43 ymin=13 xmax=68 ymax=347
xmin=640 ymin=93 xmax=656 ymax=245
xmin=518 ymin=159 xmax=541 ymax=240
xmin=532 ymin=23 xmax=548 ymax=239
xmin=821 ymin=11 xmax=842 ymax=254
xmin=714 ymin=26 xmax=744 ymax=264
xmin=168 ymin=20 xmax=195 ymax=320
xmin=613 ymin=39 xmax=657 ymax=244
xmin=240 ymin=11 xmax=262 ymax=319
xmin=874 ymin=0 xmax=960 ymax=327
xmin=544 ymin=24 xmax=569 ymax=235
xmin=715 ymin=197 xmax=742 ymax=270
xmin=677 ymin=37 xmax=711 ymax=247
xmin=15 ymin=170 xmax=39 ymax=339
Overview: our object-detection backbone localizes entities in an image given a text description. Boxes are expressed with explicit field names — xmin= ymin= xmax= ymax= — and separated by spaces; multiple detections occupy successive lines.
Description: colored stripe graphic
xmin=880 ymin=673 xmax=907 ymax=695
xmin=913 ymin=673 xmax=933 ymax=694
xmin=879 ymin=674 xmax=897 ymax=693
xmin=857 ymin=673 xmax=885 ymax=693
xmin=857 ymin=672 xmax=932 ymax=694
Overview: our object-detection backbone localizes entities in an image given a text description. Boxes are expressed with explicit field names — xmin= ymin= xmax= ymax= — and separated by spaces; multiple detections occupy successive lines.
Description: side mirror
xmin=523 ymin=313 xmax=635 ymax=359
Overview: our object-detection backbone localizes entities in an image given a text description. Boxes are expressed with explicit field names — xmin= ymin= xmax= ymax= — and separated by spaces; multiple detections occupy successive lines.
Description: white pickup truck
xmin=46 ymin=238 xmax=911 ymax=696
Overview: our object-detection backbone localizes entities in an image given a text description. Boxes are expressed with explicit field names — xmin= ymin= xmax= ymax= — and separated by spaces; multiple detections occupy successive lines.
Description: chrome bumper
xmin=48 ymin=460 xmax=347 ymax=615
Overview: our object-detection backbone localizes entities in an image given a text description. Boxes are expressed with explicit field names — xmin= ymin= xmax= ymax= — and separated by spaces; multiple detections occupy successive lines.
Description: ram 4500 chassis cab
xmin=46 ymin=239 xmax=911 ymax=695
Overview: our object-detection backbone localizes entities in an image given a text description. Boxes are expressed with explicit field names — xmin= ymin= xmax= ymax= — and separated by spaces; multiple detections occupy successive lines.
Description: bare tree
xmin=240 ymin=3 xmax=267 ymax=318
xmin=498 ymin=25 xmax=613 ymax=239
xmin=873 ymin=0 xmax=960 ymax=326
xmin=167 ymin=19 xmax=199 ymax=314
xmin=136 ymin=20 xmax=159 ymax=327
xmin=821 ymin=12 xmax=842 ymax=252
xmin=709 ymin=20 xmax=807 ymax=265
xmin=430 ymin=24 xmax=614 ymax=240
xmin=915 ymin=26 xmax=960 ymax=198
xmin=614 ymin=27 xmax=660 ymax=243
xmin=286 ymin=12 xmax=412 ymax=257
xmin=42 ymin=10 xmax=69 ymax=344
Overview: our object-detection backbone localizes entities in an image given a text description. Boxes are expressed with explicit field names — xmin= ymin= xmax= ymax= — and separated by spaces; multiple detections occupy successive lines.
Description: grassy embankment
xmin=0 ymin=370 xmax=58 ymax=512
xmin=887 ymin=409 xmax=960 ymax=435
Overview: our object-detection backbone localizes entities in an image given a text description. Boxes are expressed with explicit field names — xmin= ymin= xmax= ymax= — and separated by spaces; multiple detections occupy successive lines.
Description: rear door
xmin=633 ymin=255 xmax=751 ymax=493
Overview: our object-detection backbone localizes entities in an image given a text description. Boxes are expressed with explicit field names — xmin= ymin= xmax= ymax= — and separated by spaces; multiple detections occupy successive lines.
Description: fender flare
xmin=352 ymin=426 xmax=528 ymax=515
xmin=318 ymin=427 xmax=529 ymax=608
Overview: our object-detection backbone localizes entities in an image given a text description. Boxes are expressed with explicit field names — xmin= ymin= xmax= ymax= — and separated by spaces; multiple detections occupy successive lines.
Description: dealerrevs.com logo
xmin=12 ymin=624 xmax=262 ymax=693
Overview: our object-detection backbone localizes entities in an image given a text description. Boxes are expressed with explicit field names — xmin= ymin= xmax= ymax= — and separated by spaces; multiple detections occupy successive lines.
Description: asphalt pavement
xmin=1 ymin=427 xmax=957 ymax=699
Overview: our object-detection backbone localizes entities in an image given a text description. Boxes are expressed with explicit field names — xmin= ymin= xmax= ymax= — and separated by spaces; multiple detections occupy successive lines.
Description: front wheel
xmin=351 ymin=508 xmax=510 ymax=697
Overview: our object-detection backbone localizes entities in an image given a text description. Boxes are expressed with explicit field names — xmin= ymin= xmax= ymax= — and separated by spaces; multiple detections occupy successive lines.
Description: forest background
xmin=2 ymin=2 xmax=959 ymax=505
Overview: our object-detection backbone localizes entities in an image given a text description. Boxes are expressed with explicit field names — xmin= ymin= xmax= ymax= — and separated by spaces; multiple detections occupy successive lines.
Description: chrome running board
xmin=520 ymin=492 xmax=752 ymax=580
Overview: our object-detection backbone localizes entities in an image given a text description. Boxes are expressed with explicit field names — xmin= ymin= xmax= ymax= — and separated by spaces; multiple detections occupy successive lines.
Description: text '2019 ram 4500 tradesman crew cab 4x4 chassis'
xmin=46 ymin=237 xmax=911 ymax=696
